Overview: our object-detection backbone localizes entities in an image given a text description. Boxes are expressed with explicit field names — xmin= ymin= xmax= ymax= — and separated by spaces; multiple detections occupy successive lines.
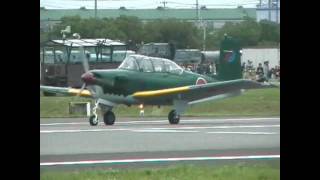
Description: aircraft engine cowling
xmin=102 ymin=76 xmax=129 ymax=95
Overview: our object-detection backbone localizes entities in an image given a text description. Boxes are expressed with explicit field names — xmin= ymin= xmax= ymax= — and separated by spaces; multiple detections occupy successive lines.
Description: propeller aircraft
xmin=40 ymin=36 xmax=276 ymax=126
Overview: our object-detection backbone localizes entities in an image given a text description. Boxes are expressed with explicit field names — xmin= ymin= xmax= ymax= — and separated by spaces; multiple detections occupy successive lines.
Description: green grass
xmin=40 ymin=88 xmax=279 ymax=118
xmin=40 ymin=163 xmax=280 ymax=180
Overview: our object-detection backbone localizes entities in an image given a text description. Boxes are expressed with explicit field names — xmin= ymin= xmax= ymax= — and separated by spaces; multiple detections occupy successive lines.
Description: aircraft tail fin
xmin=217 ymin=35 xmax=242 ymax=81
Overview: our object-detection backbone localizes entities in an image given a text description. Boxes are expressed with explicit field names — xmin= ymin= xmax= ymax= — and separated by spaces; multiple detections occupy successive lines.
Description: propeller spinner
xmin=81 ymin=71 xmax=96 ymax=85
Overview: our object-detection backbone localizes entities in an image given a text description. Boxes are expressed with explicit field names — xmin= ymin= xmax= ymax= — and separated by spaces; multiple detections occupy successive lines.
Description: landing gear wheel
xmin=89 ymin=115 xmax=98 ymax=126
xmin=103 ymin=111 xmax=115 ymax=125
xmin=168 ymin=110 xmax=180 ymax=124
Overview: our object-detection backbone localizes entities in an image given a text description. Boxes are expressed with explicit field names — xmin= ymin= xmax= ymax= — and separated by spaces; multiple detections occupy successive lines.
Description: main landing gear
xmin=168 ymin=110 xmax=180 ymax=124
xmin=88 ymin=100 xmax=116 ymax=126
xmin=103 ymin=111 xmax=115 ymax=125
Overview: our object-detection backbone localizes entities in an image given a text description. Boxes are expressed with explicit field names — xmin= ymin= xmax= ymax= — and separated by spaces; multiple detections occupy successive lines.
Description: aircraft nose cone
xmin=81 ymin=72 xmax=96 ymax=84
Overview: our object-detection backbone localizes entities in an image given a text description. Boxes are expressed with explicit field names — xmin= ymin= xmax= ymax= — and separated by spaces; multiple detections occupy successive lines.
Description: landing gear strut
xmin=103 ymin=111 xmax=115 ymax=125
xmin=88 ymin=99 xmax=116 ymax=126
xmin=168 ymin=110 xmax=180 ymax=124
xmin=89 ymin=100 xmax=99 ymax=126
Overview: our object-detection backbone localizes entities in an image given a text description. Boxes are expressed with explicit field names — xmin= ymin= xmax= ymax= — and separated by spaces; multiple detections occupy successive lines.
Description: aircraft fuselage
xmin=89 ymin=69 xmax=215 ymax=97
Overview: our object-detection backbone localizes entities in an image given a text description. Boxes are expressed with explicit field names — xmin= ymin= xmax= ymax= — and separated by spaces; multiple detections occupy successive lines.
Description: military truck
xmin=40 ymin=38 xmax=128 ymax=89
xmin=137 ymin=42 xmax=175 ymax=60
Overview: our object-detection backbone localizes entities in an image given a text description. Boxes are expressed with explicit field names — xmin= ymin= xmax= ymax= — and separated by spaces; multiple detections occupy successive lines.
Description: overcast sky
xmin=40 ymin=0 xmax=261 ymax=9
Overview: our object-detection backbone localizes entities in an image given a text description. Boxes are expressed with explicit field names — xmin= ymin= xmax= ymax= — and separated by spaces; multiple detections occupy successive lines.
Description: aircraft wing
xmin=40 ymin=86 xmax=92 ymax=98
xmin=131 ymin=79 xmax=277 ymax=105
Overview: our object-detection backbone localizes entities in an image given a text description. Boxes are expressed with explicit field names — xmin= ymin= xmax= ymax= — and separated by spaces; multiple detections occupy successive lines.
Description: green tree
xmin=45 ymin=15 xmax=279 ymax=49
xmin=143 ymin=19 xmax=201 ymax=49
xmin=216 ymin=18 xmax=261 ymax=47
xmin=259 ymin=20 xmax=280 ymax=44
xmin=40 ymin=32 xmax=49 ymax=45
xmin=114 ymin=16 xmax=144 ymax=44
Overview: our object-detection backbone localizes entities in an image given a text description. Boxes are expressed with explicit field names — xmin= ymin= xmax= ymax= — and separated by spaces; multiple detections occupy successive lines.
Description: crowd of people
xmin=242 ymin=60 xmax=280 ymax=82
xmin=179 ymin=60 xmax=280 ymax=83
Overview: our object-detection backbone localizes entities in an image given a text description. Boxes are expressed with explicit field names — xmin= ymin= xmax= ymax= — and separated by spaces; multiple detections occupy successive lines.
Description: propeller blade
xmin=79 ymin=46 xmax=89 ymax=73
xmin=77 ymin=83 xmax=86 ymax=97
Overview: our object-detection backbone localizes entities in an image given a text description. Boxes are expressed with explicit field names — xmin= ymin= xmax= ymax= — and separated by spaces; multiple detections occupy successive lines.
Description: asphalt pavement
xmin=40 ymin=117 xmax=280 ymax=169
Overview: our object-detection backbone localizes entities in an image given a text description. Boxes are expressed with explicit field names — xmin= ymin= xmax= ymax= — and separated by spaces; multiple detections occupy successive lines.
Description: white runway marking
xmin=40 ymin=128 xmax=131 ymax=134
xmin=131 ymin=130 xmax=199 ymax=133
xmin=40 ymin=124 xmax=280 ymax=134
xmin=148 ymin=125 xmax=280 ymax=130
xmin=40 ymin=117 xmax=280 ymax=126
xmin=40 ymin=154 xmax=280 ymax=166
xmin=40 ymin=122 xmax=88 ymax=126
xmin=207 ymin=131 xmax=279 ymax=135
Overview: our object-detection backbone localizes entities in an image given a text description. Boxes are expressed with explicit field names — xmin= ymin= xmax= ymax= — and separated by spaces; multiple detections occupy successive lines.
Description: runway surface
xmin=40 ymin=117 xmax=280 ymax=169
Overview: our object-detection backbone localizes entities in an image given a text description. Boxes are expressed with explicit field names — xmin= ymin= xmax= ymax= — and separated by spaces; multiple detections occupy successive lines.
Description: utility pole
xmin=268 ymin=0 xmax=271 ymax=21
xmin=161 ymin=1 xmax=167 ymax=8
xmin=196 ymin=0 xmax=199 ymax=22
xmin=195 ymin=0 xmax=204 ymax=49
xmin=94 ymin=0 xmax=97 ymax=19
xmin=203 ymin=23 xmax=206 ymax=51
xmin=276 ymin=0 xmax=279 ymax=23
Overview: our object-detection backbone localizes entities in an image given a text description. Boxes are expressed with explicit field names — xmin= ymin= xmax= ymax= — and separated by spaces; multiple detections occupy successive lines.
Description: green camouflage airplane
xmin=40 ymin=36 xmax=276 ymax=126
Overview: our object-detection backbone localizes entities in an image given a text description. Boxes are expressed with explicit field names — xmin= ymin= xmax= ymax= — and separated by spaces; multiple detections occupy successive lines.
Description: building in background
xmin=256 ymin=0 xmax=280 ymax=23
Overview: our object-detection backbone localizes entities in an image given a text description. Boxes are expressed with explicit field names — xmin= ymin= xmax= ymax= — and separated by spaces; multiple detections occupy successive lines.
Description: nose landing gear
xmin=89 ymin=115 xmax=98 ymax=126
xmin=88 ymin=100 xmax=116 ymax=126
xmin=89 ymin=100 xmax=99 ymax=126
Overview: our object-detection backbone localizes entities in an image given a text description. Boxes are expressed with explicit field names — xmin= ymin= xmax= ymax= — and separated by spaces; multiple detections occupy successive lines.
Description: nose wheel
xmin=89 ymin=115 xmax=98 ymax=126
xmin=168 ymin=110 xmax=180 ymax=124
xmin=88 ymin=111 xmax=116 ymax=126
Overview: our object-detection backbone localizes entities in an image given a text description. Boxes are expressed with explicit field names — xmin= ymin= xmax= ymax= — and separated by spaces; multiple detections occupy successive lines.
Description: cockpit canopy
xmin=118 ymin=55 xmax=183 ymax=74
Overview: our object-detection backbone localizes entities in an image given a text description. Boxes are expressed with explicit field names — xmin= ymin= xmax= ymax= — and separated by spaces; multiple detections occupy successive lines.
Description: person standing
xmin=256 ymin=63 xmax=264 ymax=82
xmin=246 ymin=60 xmax=254 ymax=79
xmin=209 ymin=63 xmax=213 ymax=74
xmin=241 ymin=62 xmax=245 ymax=78
xmin=241 ymin=62 xmax=246 ymax=73
xmin=139 ymin=104 xmax=144 ymax=117
xmin=270 ymin=68 xmax=276 ymax=79
xmin=263 ymin=61 xmax=269 ymax=82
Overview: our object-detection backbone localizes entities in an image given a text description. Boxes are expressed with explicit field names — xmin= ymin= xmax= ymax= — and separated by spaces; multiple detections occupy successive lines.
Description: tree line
xmin=41 ymin=15 xmax=279 ymax=50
